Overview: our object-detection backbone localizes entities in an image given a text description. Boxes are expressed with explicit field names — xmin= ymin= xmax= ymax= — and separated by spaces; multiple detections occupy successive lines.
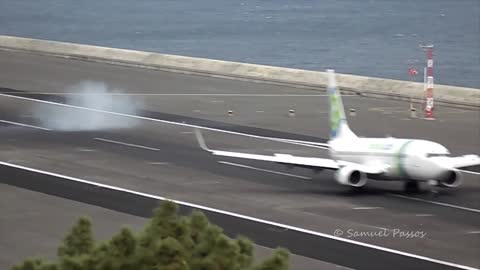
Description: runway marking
xmin=353 ymin=207 xmax=383 ymax=210
xmin=6 ymin=159 xmax=27 ymax=163
xmin=368 ymin=107 xmax=406 ymax=112
xmin=192 ymin=109 xmax=201 ymax=112
xmin=0 ymin=120 xmax=51 ymax=131
xmin=415 ymin=214 xmax=434 ymax=217
xmin=78 ymin=149 xmax=96 ymax=152
xmin=466 ymin=231 xmax=480 ymax=234
xmin=0 ymin=93 xmax=329 ymax=149
xmin=180 ymin=131 xmax=194 ymax=134
xmin=94 ymin=138 xmax=160 ymax=151
xmin=0 ymin=92 xmax=355 ymax=97
xmin=390 ymin=194 xmax=480 ymax=214
xmin=367 ymin=107 xmax=463 ymax=118
xmin=268 ymin=227 xmax=289 ymax=233
xmin=218 ymin=161 xmax=311 ymax=180
xmin=272 ymin=138 xmax=329 ymax=149
xmin=0 ymin=161 xmax=476 ymax=270
xmin=183 ymin=180 xmax=220 ymax=185
xmin=459 ymin=169 xmax=480 ymax=176
xmin=148 ymin=162 xmax=169 ymax=165
xmin=256 ymin=110 xmax=265 ymax=113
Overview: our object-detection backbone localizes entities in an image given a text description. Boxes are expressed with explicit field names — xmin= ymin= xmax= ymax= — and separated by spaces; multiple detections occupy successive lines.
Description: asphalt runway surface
xmin=0 ymin=50 xmax=479 ymax=269
xmin=0 ymin=184 xmax=340 ymax=270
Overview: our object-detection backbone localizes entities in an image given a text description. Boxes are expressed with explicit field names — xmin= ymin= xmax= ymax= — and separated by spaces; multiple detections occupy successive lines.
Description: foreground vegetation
xmin=13 ymin=201 xmax=289 ymax=270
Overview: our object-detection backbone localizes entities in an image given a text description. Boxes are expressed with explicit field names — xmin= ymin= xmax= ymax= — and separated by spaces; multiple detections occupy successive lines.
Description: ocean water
xmin=0 ymin=0 xmax=478 ymax=88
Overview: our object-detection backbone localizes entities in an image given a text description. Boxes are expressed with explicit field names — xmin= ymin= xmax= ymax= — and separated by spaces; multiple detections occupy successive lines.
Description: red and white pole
xmin=424 ymin=45 xmax=435 ymax=119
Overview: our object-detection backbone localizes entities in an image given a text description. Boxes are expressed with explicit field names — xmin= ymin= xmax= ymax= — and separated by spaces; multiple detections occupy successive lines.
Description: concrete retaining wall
xmin=0 ymin=35 xmax=478 ymax=108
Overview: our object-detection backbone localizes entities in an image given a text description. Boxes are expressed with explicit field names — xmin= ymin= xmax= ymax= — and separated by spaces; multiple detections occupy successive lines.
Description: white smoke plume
xmin=33 ymin=81 xmax=142 ymax=131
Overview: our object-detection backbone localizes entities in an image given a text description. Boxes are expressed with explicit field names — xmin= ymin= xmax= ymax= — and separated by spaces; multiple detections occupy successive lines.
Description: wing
xmin=209 ymin=150 xmax=340 ymax=170
xmin=337 ymin=160 xmax=390 ymax=174
xmin=431 ymin=155 xmax=480 ymax=169
xmin=194 ymin=129 xmax=387 ymax=173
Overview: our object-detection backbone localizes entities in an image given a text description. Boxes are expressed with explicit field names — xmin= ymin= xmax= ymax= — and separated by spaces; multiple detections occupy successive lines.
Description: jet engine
xmin=335 ymin=166 xmax=368 ymax=187
xmin=438 ymin=169 xmax=462 ymax=188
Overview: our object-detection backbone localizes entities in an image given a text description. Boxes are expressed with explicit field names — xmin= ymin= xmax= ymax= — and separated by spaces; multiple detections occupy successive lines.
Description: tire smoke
xmin=34 ymin=81 xmax=141 ymax=131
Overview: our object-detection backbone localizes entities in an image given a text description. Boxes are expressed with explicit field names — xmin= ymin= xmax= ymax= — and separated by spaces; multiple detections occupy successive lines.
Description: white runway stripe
xmin=218 ymin=161 xmax=311 ymax=180
xmin=0 ymin=120 xmax=51 ymax=131
xmin=0 ymin=93 xmax=329 ymax=149
xmin=148 ymin=162 xmax=169 ymax=165
xmin=0 ymin=92 xmax=356 ymax=97
xmin=390 ymin=194 xmax=480 ymax=214
xmin=94 ymin=138 xmax=160 ymax=151
xmin=415 ymin=214 xmax=434 ymax=217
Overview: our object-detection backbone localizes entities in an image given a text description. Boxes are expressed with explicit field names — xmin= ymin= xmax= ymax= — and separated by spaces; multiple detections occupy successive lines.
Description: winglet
xmin=194 ymin=128 xmax=211 ymax=151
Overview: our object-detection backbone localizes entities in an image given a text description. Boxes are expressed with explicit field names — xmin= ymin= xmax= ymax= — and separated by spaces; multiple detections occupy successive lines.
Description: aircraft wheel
xmin=348 ymin=185 xmax=365 ymax=194
xmin=427 ymin=180 xmax=440 ymax=198
xmin=404 ymin=181 xmax=420 ymax=193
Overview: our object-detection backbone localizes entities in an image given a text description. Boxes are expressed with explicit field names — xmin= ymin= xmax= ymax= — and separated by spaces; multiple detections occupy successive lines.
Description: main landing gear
xmin=427 ymin=180 xmax=440 ymax=198
xmin=404 ymin=180 xmax=440 ymax=197
xmin=404 ymin=180 xmax=420 ymax=194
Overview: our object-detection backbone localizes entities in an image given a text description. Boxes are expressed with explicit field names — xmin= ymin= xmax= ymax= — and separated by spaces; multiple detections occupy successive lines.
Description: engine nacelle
xmin=438 ymin=169 xmax=462 ymax=188
xmin=335 ymin=166 xmax=368 ymax=187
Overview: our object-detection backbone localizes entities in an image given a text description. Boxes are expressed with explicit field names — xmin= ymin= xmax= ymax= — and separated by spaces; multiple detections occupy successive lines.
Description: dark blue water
xmin=0 ymin=0 xmax=478 ymax=88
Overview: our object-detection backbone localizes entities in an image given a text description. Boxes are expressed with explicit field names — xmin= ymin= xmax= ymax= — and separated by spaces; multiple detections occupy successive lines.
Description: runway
xmin=0 ymin=184 xmax=342 ymax=270
xmin=0 ymin=50 xmax=479 ymax=269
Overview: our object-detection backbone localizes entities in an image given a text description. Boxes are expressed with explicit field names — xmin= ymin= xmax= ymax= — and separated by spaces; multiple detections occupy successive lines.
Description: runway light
xmin=410 ymin=107 xmax=417 ymax=118
xmin=228 ymin=110 xmax=233 ymax=116
xmin=349 ymin=109 xmax=356 ymax=116
xmin=288 ymin=109 xmax=295 ymax=117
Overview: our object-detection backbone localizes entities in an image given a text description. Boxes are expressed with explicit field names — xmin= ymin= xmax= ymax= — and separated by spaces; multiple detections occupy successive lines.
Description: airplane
xmin=194 ymin=69 xmax=480 ymax=193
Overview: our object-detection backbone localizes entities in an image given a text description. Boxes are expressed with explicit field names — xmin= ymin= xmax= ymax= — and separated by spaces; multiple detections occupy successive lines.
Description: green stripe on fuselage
xmin=396 ymin=140 xmax=414 ymax=178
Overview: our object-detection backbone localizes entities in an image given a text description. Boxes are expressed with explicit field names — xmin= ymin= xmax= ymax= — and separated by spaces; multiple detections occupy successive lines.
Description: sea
xmin=0 ymin=0 xmax=478 ymax=88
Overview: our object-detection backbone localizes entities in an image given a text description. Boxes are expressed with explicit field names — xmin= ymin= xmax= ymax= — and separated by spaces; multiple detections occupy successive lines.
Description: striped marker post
xmin=423 ymin=45 xmax=435 ymax=120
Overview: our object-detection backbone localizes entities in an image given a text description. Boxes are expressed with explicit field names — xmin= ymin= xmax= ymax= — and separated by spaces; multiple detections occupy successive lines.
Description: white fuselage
xmin=328 ymin=137 xmax=454 ymax=182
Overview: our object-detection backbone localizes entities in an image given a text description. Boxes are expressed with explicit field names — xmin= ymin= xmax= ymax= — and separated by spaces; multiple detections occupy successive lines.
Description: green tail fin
xmin=326 ymin=69 xmax=357 ymax=140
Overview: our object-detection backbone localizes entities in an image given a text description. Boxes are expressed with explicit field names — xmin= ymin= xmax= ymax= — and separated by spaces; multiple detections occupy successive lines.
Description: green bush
xmin=13 ymin=201 xmax=289 ymax=270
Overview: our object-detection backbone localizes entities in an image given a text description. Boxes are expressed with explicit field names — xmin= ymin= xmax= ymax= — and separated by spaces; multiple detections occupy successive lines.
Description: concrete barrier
xmin=0 ymin=35 xmax=478 ymax=108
